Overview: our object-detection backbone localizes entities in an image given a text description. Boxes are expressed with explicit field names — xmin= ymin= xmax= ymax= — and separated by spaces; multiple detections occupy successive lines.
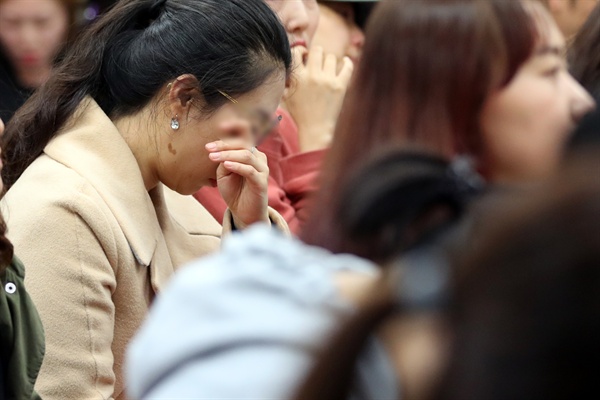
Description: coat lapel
xmin=43 ymin=98 xmax=172 ymax=289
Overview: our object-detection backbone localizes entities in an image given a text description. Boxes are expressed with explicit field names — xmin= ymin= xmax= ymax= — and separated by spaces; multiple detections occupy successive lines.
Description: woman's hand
xmin=283 ymin=46 xmax=354 ymax=153
xmin=206 ymin=123 xmax=270 ymax=229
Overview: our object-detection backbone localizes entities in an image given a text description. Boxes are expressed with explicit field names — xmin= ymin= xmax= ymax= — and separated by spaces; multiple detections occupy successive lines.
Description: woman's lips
xmin=291 ymin=40 xmax=307 ymax=49
xmin=20 ymin=54 xmax=40 ymax=65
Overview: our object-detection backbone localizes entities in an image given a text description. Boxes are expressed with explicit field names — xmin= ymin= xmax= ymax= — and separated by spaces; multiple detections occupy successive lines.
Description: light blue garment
xmin=126 ymin=225 xmax=399 ymax=400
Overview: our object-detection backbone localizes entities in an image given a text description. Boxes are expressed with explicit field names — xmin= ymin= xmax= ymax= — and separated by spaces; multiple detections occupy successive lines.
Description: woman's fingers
xmin=323 ymin=53 xmax=338 ymax=76
xmin=206 ymin=138 xmax=251 ymax=152
xmin=222 ymin=161 xmax=260 ymax=181
xmin=292 ymin=45 xmax=308 ymax=71
xmin=308 ymin=46 xmax=324 ymax=72
xmin=208 ymin=148 xmax=268 ymax=174
xmin=338 ymin=56 xmax=354 ymax=86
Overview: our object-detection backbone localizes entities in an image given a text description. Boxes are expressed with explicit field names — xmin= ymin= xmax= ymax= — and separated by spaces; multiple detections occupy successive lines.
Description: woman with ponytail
xmin=127 ymin=149 xmax=481 ymax=399
xmin=0 ymin=0 xmax=291 ymax=398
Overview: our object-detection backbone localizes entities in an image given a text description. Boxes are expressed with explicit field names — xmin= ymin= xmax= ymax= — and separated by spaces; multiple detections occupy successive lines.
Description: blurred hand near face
xmin=205 ymin=121 xmax=270 ymax=229
xmin=284 ymin=46 xmax=354 ymax=153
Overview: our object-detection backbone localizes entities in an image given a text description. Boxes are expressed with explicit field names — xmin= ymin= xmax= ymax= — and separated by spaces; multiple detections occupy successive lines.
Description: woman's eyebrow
xmin=535 ymin=45 xmax=566 ymax=56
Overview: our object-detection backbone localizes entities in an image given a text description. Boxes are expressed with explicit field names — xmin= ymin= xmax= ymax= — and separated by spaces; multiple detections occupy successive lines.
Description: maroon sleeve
xmin=258 ymin=109 xmax=325 ymax=234
xmin=193 ymin=186 xmax=228 ymax=225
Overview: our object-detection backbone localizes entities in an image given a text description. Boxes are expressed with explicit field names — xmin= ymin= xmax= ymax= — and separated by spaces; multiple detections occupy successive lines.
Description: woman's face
xmin=157 ymin=73 xmax=286 ymax=195
xmin=312 ymin=2 xmax=365 ymax=66
xmin=0 ymin=0 xmax=68 ymax=72
xmin=264 ymin=0 xmax=320 ymax=51
xmin=480 ymin=10 xmax=595 ymax=183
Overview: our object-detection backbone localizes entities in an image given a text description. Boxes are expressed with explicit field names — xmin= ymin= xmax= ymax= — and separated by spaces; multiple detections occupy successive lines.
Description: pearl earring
xmin=171 ymin=115 xmax=180 ymax=130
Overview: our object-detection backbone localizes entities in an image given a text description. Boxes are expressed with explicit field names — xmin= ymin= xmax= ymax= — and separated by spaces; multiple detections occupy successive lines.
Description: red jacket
xmin=194 ymin=108 xmax=325 ymax=234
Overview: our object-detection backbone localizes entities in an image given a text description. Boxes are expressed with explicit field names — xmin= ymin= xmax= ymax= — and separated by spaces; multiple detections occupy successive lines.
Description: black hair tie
xmin=148 ymin=0 xmax=167 ymax=16
xmin=137 ymin=0 xmax=167 ymax=29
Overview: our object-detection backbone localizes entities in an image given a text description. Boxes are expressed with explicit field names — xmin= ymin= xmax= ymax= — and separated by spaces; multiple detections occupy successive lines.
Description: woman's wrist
xmin=297 ymin=124 xmax=335 ymax=152
xmin=231 ymin=212 xmax=271 ymax=230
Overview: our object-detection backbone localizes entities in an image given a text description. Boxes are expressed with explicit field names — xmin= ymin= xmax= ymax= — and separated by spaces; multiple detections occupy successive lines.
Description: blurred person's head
xmin=568 ymin=2 xmax=600 ymax=99
xmin=264 ymin=0 xmax=320 ymax=52
xmin=302 ymin=0 xmax=594 ymax=252
xmin=295 ymin=149 xmax=600 ymax=400
xmin=312 ymin=1 xmax=370 ymax=66
xmin=0 ymin=0 xmax=80 ymax=87
xmin=537 ymin=0 xmax=598 ymax=40
xmin=478 ymin=1 xmax=594 ymax=183
xmin=332 ymin=149 xmax=483 ymax=262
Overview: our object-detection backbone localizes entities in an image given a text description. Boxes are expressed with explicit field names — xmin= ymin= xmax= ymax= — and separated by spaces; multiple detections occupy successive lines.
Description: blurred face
xmin=0 ymin=0 xmax=68 ymax=72
xmin=480 ymin=10 xmax=595 ymax=183
xmin=157 ymin=73 xmax=286 ymax=195
xmin=264 ymin=0 xmax=320 ymax=50
xmin=313 ymin=2 xmax=365 ymax=66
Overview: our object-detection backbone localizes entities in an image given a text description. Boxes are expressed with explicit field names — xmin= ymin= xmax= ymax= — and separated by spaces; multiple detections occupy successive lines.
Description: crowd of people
xmin=0 ymin=0 xmax=598 ymax=399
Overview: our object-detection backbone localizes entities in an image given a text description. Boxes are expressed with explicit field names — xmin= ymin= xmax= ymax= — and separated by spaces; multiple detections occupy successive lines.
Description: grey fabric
xmin=127 ymin=225 xmax=398 ymax=400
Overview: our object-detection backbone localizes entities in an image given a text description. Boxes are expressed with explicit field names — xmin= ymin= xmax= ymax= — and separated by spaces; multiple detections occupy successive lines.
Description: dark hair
xmin=568 ymin=2 xmax=600 ymax=98
xmin=569 ymin=104 xmax=600 ymax=149
xmin=333 ymin=149 xmax=482 ymax=262
xmin=0 ymin=214 xmax=14 ymax=271
xmin=302 ymin=0 xmax=536 ymax=254
xmin=295 ymin=150 xmax=600 ymax=400
xmin=1 ymin=0 xmax=291 ymax=188
xmin=436 ymin=150 xmax=600 ymax=400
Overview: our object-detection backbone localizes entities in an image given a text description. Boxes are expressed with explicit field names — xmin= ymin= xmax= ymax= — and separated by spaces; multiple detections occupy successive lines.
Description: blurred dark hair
xmin=61 ymin=0 xmax=87 ymax=39
xmin=436 ymin=149 xmax=600 ymax=400
xmin=569 ymin=104 xmax=600 ymax=149
xmin=302 ymin=0 xmax=538 ymax=255
xmin=295 ymin=150 xmax=600 ymax=400
xmin=333 ymin=149 xmax=482 ymax=263
xmin=1 ymin=0 xmax=291 ymax=188
xmin=0 ymin=215 xmax=14 ymax=271
xmin=294 ymin=147 xmax=482 ymax=400
xmin=568 ymin=2 xmax=600 ymax=99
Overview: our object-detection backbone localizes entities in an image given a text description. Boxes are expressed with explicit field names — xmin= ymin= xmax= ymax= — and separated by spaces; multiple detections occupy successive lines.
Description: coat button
xmin=5 ymin=282 xmax=16 ymax=294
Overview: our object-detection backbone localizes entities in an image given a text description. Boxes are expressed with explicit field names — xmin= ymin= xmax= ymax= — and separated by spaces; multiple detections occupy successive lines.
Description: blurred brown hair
xmin=568 ymin=1 xmax=600 ymax=98
xmin=301 ymin=0 xmax=539 ymax=254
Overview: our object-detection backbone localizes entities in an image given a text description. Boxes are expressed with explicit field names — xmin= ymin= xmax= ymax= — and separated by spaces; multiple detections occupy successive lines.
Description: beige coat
xmin=1 ymin=99 xmax=287 ymax=400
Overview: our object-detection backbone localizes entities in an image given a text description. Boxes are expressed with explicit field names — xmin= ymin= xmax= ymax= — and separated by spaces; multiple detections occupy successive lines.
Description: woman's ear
xmin=167 ymin=74 xmax=200 ymax=120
